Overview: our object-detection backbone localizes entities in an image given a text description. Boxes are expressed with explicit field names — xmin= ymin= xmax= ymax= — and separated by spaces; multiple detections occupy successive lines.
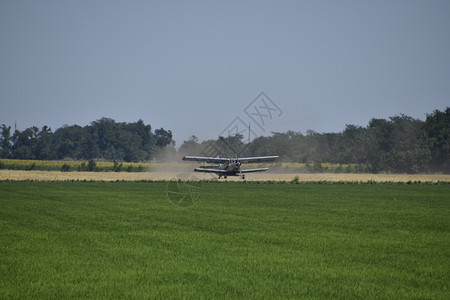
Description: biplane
xmin=182 ymin=155 xmax=278 ymax=179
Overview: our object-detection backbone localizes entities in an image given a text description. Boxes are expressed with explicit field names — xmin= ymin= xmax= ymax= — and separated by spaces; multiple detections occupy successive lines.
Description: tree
xmin=178 ymin=135 xmax=201 ymax=157
xmin=35 ymin=126 xmax=56 ymax=160
xmin=339 ymin=124 xmax=368 ymax=164
xmin=0 ymin=125 xmax=12 ymax=158
xmin=0 ymin=119 xmax=174 ymax=162
xmin=387 ymin=115 xmax=430 ymax=173
xmin=425 ymin=107 xmax=450 ymax=173
xmin=154 ymin=128 xmax=173 ymax=148
xmin=11 ymin=126 xmax=39 ymax=159
xmin=217 ymin=134 xmax=245 ymax=157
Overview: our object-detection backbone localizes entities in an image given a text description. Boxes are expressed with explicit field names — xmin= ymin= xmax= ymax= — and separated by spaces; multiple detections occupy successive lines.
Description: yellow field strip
xmin=0 ymin=159 xmax=350 ymax=170
xmin=0 ymin=170 xmax=449 ymax=182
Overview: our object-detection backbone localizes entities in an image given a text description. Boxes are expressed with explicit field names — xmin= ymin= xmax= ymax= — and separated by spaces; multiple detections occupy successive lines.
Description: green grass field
xmin=0 ymin=182 xmax=449 ymax=299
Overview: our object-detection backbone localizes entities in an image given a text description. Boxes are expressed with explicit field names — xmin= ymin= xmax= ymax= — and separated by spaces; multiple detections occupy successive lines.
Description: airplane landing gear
xmin=241 ymin=174 xmax=245 ymax=179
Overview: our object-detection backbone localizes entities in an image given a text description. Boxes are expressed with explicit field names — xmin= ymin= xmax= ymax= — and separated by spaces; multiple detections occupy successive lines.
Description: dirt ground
xmin=1 ymin=170 xmax=449 ymax=182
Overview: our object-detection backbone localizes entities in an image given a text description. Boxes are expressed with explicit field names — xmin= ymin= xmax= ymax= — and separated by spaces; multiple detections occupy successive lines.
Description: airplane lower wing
xmin=194 ymin=168 xmax=227 ymax=173
xmin=240 ymin=168 xmax=269 ymax=173
xmin=194 ymin=167 xmax=269 ymax=174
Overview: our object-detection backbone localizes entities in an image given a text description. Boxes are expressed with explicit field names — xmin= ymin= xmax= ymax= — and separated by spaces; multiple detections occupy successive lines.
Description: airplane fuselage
xmin=217 ymin=161 xmax=241 ymax=177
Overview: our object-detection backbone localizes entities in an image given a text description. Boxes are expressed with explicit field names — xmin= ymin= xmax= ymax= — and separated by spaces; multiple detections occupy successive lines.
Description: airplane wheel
xmin=224 ymin=176 xmax=227 ymax=179
xmin=241 ymin=175 xmax=245 ymax=179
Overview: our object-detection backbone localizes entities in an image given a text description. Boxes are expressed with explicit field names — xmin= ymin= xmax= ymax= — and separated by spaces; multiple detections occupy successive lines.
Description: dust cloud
xmin=147 ymin=148 xmax=192 ymax=177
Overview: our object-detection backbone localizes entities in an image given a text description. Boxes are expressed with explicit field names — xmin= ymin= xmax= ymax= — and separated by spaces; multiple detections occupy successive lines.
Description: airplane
xmin=182 ymin=155 xmax=279 ymax=179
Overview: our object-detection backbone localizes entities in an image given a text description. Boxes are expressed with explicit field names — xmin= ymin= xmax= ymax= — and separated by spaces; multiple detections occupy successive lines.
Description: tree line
xmin=0 ymin=118 xmax=174 ymax=162
xmin=1 ymin=108 xmax=448 ymax=173
xmin=178 ymin=108 xmax=449 ymax=173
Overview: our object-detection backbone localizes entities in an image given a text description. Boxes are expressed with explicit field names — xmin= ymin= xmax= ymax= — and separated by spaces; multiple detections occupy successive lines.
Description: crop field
xmin=0 ymin=159 xmax=159 ymax=172
xmin=0 ymin=182 xmax=449 ymax=298
xmin=0 ymin=158 xmax=355 ymax=173
xmin=1 ymin=169 xmax=450 ymax=183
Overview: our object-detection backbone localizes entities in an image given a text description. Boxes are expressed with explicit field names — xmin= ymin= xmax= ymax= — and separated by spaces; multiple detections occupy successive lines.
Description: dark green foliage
xmin=0 ymin=125 xmax=12 ymax=158
xmin=178 ymin=135 xmax=201 ymax=157
xmin=113 ymin=161 xmax=123 ymax=172
xmin=366 ymin=115 xmax=431 ymax=173
xmin=87 ymin=159 xmax=97 ymax=171
xmin=60 ymin=163 xmax=70 ymax=172
xmin=27 ymin=163 xmax=37 ymax=170
xmin=0 ymin=182 xmax=448 ymax=298
xmin=78 ymin=162 xmax=87 ymax=171
xmin=1 ymin=107 xmax=449 ymax=172
xmin=179 ymin=107 xmax=449 ymax=173
xmin=290 ymin=175 xmax=300 ymax=183
xmin=425 ymin=107 xmax=450 ymax=173
xmin=0 ymin=118 xmax=174 ymax=162
xmin=123 ymin=165 xmax=145 ymax=172
xmin=11 ymin=126 xmax=40 ymax=159
xmin=154 ymin=127 xmax=174 ymax=147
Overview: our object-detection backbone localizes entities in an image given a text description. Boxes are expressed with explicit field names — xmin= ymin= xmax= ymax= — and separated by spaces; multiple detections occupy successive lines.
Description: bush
xmin=291 ymin=176 xmax=300 ymax=184
xmin=61 ymin=163 xmax=71 ymax=172
xmin=87 ymin=160 xmax=97 ymax=172
xmin=79 ymin=162 xmax=87 ymax=171
xmin=113 ymin=161 xmax=123 ymax=172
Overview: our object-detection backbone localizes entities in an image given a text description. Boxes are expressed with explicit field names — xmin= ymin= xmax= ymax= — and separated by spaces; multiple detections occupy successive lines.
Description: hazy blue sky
xmin=1 ymin=0 xmax=449 ymax=146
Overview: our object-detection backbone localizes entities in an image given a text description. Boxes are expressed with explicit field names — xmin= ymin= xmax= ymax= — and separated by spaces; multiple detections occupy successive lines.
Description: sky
xmin=1 ymin=0 xmax=449 ymax=146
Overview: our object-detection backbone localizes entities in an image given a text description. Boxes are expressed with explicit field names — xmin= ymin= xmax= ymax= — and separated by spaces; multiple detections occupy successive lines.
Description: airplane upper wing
xmin=237 ymin=156 xmax=279 ymax=163
xmin=182 ymin=156 xmax=230 ymax=163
